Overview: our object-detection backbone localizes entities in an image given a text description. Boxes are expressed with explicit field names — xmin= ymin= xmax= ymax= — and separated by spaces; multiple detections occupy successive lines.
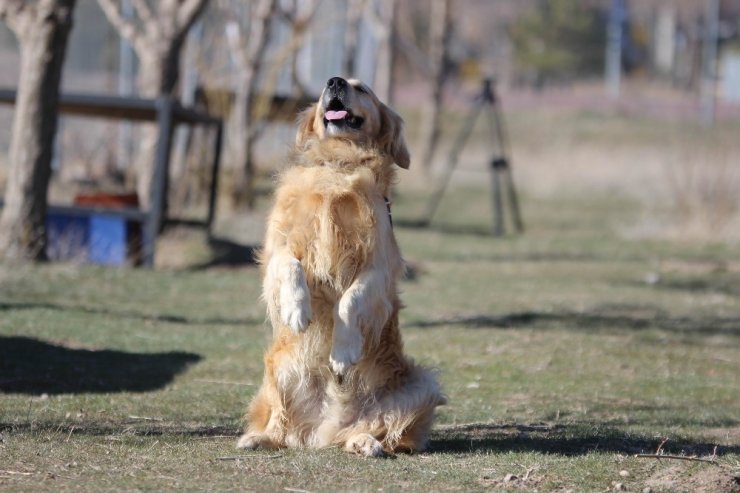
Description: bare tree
xmin=371 ymin=0 xmax=398 ymax=105
xmin=417 ymin=0 xmax=451 ymax=171
xmin=343 ymin=0 xmax=366 ymax=77
xmin=96 ymin=0 xmax=208 ymax=208
xmin=222 ymin=0 xmax=277 ymax=207
xmin=278 ymin=0 xmax=321 ymax=98
xmin=0 ymin=0 xmax=77 ymax=261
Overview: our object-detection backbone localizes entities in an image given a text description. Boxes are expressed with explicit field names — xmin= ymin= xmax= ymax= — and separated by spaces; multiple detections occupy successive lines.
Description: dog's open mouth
xmin=323 ymin=100 xmax=363 ymax=130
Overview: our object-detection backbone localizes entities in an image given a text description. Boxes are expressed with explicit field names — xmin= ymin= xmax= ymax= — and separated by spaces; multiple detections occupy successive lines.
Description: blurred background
xmin=1 ymin=0 xmax=739 ymax=265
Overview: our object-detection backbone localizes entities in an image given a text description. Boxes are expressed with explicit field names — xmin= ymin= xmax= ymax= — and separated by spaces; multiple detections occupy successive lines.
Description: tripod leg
xmin=491 ymin=162 xmax=504 ymax=236
xmin=504 ymin=166 xmax=525 ymax=233
xmin=421 ymin=103 xmax=483 ymax=225
xmin=487 ymin=88 xmax=525 ymax=234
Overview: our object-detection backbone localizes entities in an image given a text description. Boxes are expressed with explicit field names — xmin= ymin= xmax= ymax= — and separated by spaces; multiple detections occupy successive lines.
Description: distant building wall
xmin=721 ymin=51 xmax=740 ymax=102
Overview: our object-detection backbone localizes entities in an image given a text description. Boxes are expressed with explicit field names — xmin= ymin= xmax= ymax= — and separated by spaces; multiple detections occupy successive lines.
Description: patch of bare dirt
xmin=479 ymin=468 xmax=542 ymax=490
xmin=644 ymin=464 xmax=740 ymax=493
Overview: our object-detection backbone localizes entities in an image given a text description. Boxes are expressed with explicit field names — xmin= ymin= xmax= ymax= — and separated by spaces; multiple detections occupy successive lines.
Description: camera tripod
xmin=420 ymin=78 xmax=524 ymax=236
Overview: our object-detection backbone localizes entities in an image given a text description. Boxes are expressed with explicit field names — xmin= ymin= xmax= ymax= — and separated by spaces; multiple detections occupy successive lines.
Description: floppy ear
xmin=378 ymin=104 xmax=411 ymax=169
xmin=295 ymin=104 xmax=318 ymax=148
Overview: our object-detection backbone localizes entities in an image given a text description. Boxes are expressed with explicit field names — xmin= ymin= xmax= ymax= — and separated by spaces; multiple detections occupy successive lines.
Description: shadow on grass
xmin=0 ymin=336 xmax=201 ymax=395
xmin=394 ymin=219 xmax=494 ymax=238
xmin=429 ymin=423 xmax=740 ymax=457
xmin=191 ymin=236 xmax=259 ymax=270
xmin=0 ymin=301 xmax=256 ymax=326
xmin=0 ymin=422 xmax=236 ymax=437
xmin=408 ymin=305 xmax=740 ymax=338
xmin=3 ymin=421 xmax=736 ymax=460
xmin=657 ymin=277 xmax=740 ymax=299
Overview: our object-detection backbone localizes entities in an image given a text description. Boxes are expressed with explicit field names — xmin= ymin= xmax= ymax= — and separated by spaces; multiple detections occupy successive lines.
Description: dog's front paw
xmin=279 ymin=260 xmax=312 ymax=333
xmin=280 ymin=286 xmax=311 ymax=333
xmin=330 ymin=321 xmax=363 ymax=375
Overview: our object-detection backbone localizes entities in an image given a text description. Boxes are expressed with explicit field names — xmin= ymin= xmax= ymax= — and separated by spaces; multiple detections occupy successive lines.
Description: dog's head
xmin=295 ymin=77 xmax=410 ymax=169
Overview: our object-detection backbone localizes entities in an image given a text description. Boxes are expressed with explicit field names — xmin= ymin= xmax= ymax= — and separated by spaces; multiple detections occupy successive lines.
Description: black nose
xmin=326 ymin=77 xmax=347 ymax=90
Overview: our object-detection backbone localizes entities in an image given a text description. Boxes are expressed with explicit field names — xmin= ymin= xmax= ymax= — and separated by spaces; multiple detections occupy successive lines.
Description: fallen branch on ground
xmin=193 ymin=435 xmax=237 ymax=440
xmin=216 ymin=454 xmax=282 ymax=460
xmin=127 ymin=415 xmax=164 ymax=421
xmin=635 ymin=440 xmax=719 ymax=465
xmin=634 ymin=454 xmax=718 ymax=465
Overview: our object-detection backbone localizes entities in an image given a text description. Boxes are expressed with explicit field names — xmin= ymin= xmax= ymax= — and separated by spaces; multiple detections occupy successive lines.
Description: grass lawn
xmin=2 ymin=111 xmax=740 ymax=491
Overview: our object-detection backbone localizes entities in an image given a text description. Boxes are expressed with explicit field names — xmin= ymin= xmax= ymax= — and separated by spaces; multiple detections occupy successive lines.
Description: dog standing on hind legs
xmin=237 ymin=77 xmax=445 ymax=457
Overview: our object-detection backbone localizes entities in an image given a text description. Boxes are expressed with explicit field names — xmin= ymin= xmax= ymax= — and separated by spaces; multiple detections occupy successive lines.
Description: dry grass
xmin=400 ymin=103 xmax=740 ymax=244
xmin=1 ymin=89 xmax=740 ymax=492
xmin=2 ymin=180 xmax=740 ymax=491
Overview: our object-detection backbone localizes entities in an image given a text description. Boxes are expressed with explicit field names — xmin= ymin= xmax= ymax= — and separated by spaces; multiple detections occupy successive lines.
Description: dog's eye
xmin=354 ymin=85 xmax=367 ymax=94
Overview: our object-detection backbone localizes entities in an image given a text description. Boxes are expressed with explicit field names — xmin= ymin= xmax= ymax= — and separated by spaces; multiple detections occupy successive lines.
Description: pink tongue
xmin=325 ymin=110 xmax=348 ymax=121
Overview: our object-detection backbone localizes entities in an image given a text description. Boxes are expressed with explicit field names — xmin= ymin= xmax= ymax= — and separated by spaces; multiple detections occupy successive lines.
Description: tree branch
xmin=0 ymin=0 xmax=32 ymax=36
xmin=177 ymin=0 xmax=208 ymax=34
xmin=244 ymin=0 xmax=277 ymax=68
xmin=293 ymin=0 xmax=320 ymax=33
xmin=276 ymin=0 xmax=295 ymax=23
xmin=362 ymin=0 xmax=388 ymax=39
xmin=225 ymin=20 xmax=248 ymax=68
xmin=131 ymin=0 xmax=155 ymax=27
xmin=634 ymin=454 xmax=719 ymax=465
xmin=278 ymin=0 xmax=318 ymax=28
xmin=97 ymin=0 xmax=144 ymax=50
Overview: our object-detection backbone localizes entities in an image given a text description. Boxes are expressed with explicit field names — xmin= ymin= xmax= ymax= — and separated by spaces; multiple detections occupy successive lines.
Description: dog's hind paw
xmin=236 ymin=432 xmax=271 ymax=450
xmin=345 ymin=433 xmax=385 ymax=458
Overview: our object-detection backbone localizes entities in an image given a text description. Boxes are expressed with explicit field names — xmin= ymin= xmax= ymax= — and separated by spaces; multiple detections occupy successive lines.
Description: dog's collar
xmin=384 ymin=196 xmax=393 ymax=228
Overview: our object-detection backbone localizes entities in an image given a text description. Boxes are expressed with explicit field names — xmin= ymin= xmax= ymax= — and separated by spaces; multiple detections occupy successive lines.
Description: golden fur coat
xmin=238 ymin=78 xmax=444 ymax=457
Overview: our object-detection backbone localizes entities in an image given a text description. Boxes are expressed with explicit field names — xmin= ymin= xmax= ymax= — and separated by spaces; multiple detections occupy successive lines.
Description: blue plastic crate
xmin=46 ymin=210 xmax=131 ymax=266
xmin=46 ymin=213 xmax=89 ymax=261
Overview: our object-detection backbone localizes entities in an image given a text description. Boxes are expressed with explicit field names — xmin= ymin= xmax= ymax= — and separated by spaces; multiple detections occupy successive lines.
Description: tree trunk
xmin=96 ymin=0 xmax=208 ymax=210
xmin=373 ymin=0 xmax=397 ymax=105
xmin=226 ymin=0 xmax=277 ymax=208
xmin=0 ymin=1 xmax=76 ymax=261
xmin=417 ymin=0 xmax=451 ymax=172
xmin=343 ymin=0 xmax=365 ymax=77
xmin=131 ymin=39 xmax=184 ymax=210
xmin=285 ymin=0 xmax=320 ymax=97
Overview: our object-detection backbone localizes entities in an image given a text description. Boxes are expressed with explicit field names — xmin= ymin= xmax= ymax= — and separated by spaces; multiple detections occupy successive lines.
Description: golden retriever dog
xmin=237 ymin=77 xmax=445 ymax=457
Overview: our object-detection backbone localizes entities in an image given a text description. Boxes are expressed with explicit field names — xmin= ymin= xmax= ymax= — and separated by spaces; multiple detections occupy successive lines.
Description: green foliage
xmin=510 ymin=0 xmax=606 ymax=85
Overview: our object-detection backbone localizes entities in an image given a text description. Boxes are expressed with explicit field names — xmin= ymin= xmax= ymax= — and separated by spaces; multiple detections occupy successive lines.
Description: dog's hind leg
xmin=237 ymin=385 xmax=286 ymax=450
xmin=364 ymin=365 xmax=445 ymax=454
xmin=383 ymin=367 xmax=446 ymax=453
xmin=389 ymin=402 xmax=438 ymax=453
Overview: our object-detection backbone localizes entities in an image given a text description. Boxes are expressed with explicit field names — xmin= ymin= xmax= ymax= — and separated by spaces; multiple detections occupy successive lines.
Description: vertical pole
xmin=491 ymin=160 xmax=504 ymax=237
xmin=173 ymin=20 xmax=203 ymax=181
xmin=605 ymin=0 xmax=624 ymax=99
xmin=117 ymin=0 xmax=135 ymax=172
xmin=142 ymin=97 xmax=174 ymax=267
xmin=206 ymin=120 xmax=223 ymax=236
xmin=701 ymin=0 xmax=720 ymax=127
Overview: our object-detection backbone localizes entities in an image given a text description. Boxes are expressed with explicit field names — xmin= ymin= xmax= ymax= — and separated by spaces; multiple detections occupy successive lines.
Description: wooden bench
xmin=0 ymin=90 xmax=223 ymax=266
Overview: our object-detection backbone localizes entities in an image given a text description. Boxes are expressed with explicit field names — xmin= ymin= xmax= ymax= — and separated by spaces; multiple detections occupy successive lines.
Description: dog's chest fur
xmin=274 ymin=164 xmax=387 ymax=292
